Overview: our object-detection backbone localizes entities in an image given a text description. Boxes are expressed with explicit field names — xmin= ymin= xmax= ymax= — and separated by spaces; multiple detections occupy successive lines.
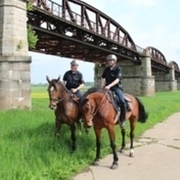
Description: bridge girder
xmin=28 ymin=0 xmax=141 ymax=64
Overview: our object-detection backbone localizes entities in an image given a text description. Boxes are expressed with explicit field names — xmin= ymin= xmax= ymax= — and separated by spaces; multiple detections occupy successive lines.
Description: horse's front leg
xmin=55 ymin=118 xmax=62 ymax=138
xmin=108 ymin=125 xmax=119 ymax=170
xmin=70 ymin=124 xmax=77 ymax=151
xmin=92 ymin=127 xmax=101 ymax=166
xmin=76 ymin=119 xmax=82 ymax=136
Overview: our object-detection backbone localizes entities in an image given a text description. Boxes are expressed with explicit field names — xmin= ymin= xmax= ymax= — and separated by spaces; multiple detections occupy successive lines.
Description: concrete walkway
xmin=73 ymin=112 xmax=180 ymax=180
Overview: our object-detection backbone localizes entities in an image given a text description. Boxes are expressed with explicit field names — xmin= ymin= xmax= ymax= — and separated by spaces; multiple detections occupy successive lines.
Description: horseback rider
xmin=101 ymin=54 xmax=126 ymax=122
xmin=63 ymin=60 xmax=85 ymax=98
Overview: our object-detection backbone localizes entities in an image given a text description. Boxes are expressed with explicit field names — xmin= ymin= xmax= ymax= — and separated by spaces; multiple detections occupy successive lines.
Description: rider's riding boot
xmin=120 ymin=104 xmax=126 ymax=122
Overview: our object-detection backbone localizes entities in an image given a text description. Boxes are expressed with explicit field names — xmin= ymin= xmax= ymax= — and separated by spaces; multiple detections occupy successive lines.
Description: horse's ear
xmin=57 ymin=75 xmax=61 ymax=82
xmin=46 ymin=76 xmax=51 ymax=83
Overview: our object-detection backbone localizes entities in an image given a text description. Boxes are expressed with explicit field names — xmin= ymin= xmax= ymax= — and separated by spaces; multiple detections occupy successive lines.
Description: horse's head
xmin=80 ymin=97 xmax=95 ymax=128
xmin=46 ymin=75 xmax=65 ymax=110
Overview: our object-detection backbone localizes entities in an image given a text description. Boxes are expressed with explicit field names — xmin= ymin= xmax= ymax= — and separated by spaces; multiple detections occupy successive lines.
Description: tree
xmin=27 ymin=25 xmax=38 ymax=50
xmin=27 ymin=1 xmax=39 ymax=50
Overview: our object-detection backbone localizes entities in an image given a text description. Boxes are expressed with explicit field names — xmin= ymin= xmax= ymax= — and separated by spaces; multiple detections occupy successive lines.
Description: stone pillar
xmin=165 ymin=65 xmax=177 ymax=91
xmin=0 ymin=0 xmax=31 ymax=109
xmin=94 ymin=63 xmax=106 ymax=88
xmin=119 ymin=62 xmax=143 ymax=96
xmin=154 ymin=65 xmax=177 ymax=92
xmin=140 ymin=49 xmax=155 ymax=96
xmin=177 ymin=77 xmax=180 ymax=90
xmin=119 ymin=49 xmax=155 ymax=96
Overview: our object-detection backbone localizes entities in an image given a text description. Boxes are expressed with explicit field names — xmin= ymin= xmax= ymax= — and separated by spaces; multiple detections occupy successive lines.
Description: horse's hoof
xmin=129 ymin=152 xmax=134 ymax=157
xmin=110 ymin=163 xmax=118 ymax=170
xmin=92 ymin=160 xmax=100 ymax=166
xmin=72 ymin=145 xmax=77 ymax=151
xmin=120 ymin=148 xmax=125 ymax=153
xmin=55 ymin=133 xmax=60 ymax=139
xmin=129 ymin=149 xmax=134 ymax=157
xmin=85 ymin=129 xmax=89 ymax=134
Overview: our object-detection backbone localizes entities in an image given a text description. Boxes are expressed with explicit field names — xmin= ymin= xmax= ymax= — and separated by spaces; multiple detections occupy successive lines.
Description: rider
xmin=63 ymin=60 xmax=85 ymax=98
xmin=101 ymin=54 xmax=126 ymax=122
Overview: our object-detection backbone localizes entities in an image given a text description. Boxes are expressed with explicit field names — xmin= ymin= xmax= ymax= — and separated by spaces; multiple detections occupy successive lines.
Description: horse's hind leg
xmin=70 ymin=124 xmax=77 ymax=151
xmin=55 ymin=118 xmax=62 ymax=138
xmin=119 ymin=126 xmax=126 ymax=153
xmin=107 ymin=125 xmax=119 ymax=170
xmin=129 ymin=118 xmax=136 ymax=157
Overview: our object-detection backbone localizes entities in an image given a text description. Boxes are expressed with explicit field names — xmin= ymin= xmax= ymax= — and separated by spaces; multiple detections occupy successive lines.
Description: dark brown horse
xmin=46 ymin=76 xmax=81 ymax=151
xmin=80 ymin=87 xmax=148 ymax=169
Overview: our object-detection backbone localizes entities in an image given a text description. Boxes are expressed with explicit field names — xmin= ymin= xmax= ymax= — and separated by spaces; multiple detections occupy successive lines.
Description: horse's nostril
xmin=86 ymin=124 xmax=92 ymax=128
xmin=49 ymin=105 xmax=55 ymax=110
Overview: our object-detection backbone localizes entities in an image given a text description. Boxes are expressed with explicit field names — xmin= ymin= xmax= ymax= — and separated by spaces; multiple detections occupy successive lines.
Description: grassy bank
xmin=0 ymin=89 xmax=180 ymax=180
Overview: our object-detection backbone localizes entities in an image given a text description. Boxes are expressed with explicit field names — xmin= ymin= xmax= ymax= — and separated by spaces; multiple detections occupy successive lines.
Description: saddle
xmin=70 ymin=94 xmax=80 ymax=104
xmin=107 ymin=91 xmax=132 ymax=113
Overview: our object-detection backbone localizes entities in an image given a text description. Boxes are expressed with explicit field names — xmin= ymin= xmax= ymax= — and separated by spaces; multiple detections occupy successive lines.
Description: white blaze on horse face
xmin=50 ymin=86 xmax=54 ymax=92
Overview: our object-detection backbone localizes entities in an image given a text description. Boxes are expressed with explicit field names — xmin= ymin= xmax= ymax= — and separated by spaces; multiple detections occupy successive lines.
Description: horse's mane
xmin=80 ymin=87 xmax=106 ymax=105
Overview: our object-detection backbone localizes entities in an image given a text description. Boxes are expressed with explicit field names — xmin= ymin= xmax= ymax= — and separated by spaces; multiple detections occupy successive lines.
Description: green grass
xmin=0 ymin=88 xmax=180 ymax=180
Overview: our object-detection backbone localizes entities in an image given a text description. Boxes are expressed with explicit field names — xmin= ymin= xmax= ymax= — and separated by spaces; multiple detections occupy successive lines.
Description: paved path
xmin=73 ymin=112 xmax=180 ymax=180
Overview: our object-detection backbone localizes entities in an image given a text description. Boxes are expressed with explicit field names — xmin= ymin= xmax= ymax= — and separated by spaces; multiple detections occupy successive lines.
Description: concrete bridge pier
xmin=119 ymin=50 xmax=155 ymax=96
xmin=139 ymin=50 xmax=155 ymax=96
xmin=94 ymin=63 xmax=105 ymax=88
xmin=154 ymin=65 xmax=177 ymax=92
xmin=168 ymin=66 xmax=177 ymax=91
xmin=0 ymin=0 xmax=31 ymax=109
xmin=177 ymin=77 xmax=180 ymax=90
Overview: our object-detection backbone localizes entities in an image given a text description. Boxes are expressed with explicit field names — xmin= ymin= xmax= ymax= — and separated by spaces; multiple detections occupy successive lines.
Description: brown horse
xmin=80 ymin=87 xmax=148 ymax=169
xmin=46 ymin=76 xmax=81 ymax=151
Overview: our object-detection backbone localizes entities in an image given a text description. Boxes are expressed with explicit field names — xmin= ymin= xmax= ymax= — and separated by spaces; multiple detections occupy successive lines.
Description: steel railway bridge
xmin=28 ymin=0 xmax=180 ymax=77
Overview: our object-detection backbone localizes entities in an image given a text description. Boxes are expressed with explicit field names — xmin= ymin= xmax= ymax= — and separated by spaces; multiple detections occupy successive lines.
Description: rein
xmin=56 ymin=91 xmax=73 ymax=103
xmin=57 ymin=96 xmax=66 ymax=102
xmin=92 ymin=90 xmax=108 ymax=117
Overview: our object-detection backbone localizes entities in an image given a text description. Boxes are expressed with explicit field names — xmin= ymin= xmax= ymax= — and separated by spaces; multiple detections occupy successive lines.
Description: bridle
xmin=90 ymin=90 xmax=108 ymax=117
xmin=48 ymin=83 xmax=69 ymax=105
xmin=50 ymin=96 xmax=66 ymax=104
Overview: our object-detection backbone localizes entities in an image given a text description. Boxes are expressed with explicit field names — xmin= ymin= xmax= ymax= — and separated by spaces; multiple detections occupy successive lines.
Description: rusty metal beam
xmin=27 ymin=6 xmax=141 ymax=63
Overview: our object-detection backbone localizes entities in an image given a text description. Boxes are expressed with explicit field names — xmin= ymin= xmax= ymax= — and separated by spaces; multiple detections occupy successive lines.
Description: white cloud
xmin=126 ymin=0 xmax=160 ymax=7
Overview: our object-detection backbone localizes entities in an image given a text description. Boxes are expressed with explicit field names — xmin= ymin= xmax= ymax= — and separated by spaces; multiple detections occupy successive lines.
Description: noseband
xmin=50 ymin=96 xmax=66 ymax=104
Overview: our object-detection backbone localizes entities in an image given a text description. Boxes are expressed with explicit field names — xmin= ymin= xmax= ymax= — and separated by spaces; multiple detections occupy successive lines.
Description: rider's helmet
xmin=106 ymin=54 xmax=117 ymax=62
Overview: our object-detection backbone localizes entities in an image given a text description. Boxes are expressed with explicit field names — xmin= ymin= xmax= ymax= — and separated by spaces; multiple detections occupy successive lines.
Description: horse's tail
xmin=135 ymin=97 xmax=148 ymax=123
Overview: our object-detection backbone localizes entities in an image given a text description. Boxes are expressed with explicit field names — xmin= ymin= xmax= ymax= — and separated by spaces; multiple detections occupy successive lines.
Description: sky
xmin=30 ymin=0 xmax=180 ymax=84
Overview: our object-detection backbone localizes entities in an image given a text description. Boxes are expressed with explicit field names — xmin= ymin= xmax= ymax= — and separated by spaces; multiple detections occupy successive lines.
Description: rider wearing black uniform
xmin=63 ymin=60 xmax=85 ymax=98
xmin=101 ymin=54 xmax=126 ymax=122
